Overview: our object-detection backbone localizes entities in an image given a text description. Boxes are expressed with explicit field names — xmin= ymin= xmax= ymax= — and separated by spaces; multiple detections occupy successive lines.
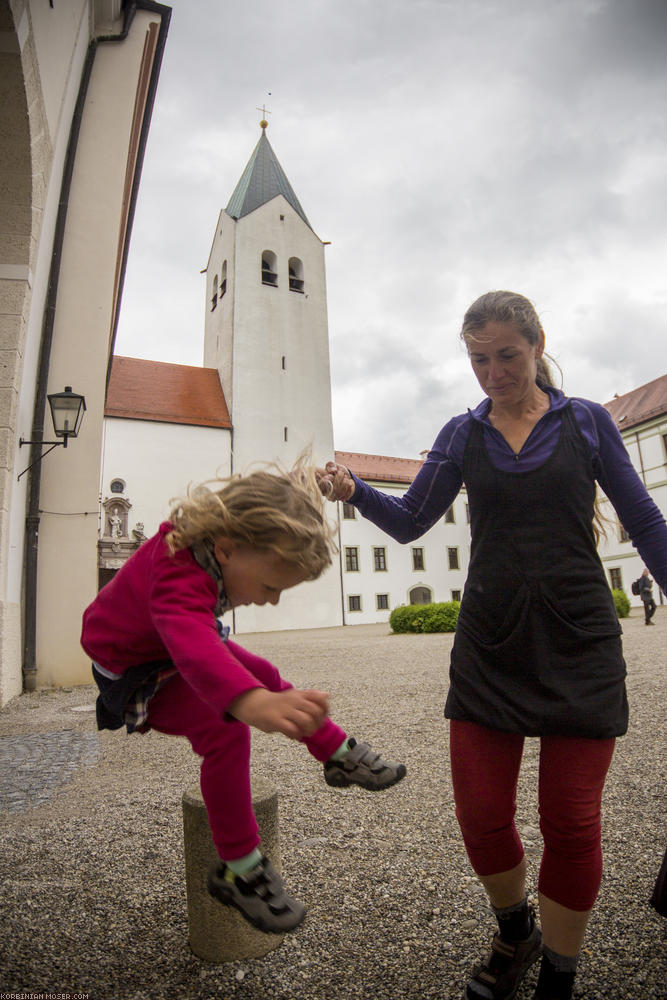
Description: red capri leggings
xmin=449 ymin=720 xmax=615 ymax=911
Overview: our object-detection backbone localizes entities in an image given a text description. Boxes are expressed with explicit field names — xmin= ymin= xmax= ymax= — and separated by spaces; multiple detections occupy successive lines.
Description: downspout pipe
xmin=22 ymin=1 xmax=171 ymax=692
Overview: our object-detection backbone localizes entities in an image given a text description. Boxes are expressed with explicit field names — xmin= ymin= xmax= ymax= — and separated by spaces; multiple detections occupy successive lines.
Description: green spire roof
xmin=225 ymin=130 xmax=311 ymax=229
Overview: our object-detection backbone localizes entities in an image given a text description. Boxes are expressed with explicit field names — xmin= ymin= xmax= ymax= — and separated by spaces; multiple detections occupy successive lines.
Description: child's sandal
xmin=207 ymin=856 xmax=305 ymax=934
xmin=323 ymin=737 xmax=406 ymax=790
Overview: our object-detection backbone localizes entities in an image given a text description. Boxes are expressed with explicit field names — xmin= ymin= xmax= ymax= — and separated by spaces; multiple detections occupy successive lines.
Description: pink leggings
xmin=449 ymin=720 xmax=615 ymax=911
xmin=146 ymin=660 xmax=345 ymax=861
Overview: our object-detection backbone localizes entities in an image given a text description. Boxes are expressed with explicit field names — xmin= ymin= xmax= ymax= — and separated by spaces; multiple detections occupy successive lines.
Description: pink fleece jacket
xmin=81 ymin=522 xmax=272 ymax=717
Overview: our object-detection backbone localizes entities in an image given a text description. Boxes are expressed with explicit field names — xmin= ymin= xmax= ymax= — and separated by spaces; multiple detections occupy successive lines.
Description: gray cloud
xmin=115 ymin=0 xmax=667 ymax=457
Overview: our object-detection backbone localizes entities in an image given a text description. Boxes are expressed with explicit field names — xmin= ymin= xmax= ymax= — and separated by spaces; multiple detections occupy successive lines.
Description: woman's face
xmin=466 ymin=321 xmax=544 ymax=407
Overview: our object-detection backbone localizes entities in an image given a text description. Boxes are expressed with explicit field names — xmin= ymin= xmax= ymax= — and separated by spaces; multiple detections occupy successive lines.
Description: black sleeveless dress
xmin=444 ymin=403 xmax=628 ymax=738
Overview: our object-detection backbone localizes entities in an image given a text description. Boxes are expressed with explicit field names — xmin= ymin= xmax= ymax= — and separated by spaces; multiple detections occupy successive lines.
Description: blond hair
xmin=166 ymin=452 xmax=336 ymax=580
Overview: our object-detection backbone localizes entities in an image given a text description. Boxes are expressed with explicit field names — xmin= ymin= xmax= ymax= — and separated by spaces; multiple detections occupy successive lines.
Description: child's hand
xmin=229 ymin=687 xmax=330 ymax=740
xmin=315 ymin=462 xmax=355 ymax=502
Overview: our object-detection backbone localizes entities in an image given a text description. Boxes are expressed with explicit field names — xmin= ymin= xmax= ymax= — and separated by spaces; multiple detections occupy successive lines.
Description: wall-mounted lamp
xmin=18 ymin=386 xmax=87 ymax=481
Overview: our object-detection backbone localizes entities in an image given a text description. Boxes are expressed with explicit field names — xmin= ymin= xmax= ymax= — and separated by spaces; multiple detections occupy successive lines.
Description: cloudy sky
xmin=114 ymin=0 xmax=667 ymax=459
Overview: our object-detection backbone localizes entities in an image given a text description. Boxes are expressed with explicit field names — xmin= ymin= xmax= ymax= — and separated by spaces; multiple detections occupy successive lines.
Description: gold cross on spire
xmin=257 ymin=103 xmax=271 ymax=129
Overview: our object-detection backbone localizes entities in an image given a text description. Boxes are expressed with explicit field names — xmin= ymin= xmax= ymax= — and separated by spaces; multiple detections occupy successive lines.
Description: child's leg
xmin=227 ymin=638 xmax=405 ymax=787
xmin=226 ymin=638 xmax=347 ymax=760
xmin=146 ymin=673 xmax=258 ymax=861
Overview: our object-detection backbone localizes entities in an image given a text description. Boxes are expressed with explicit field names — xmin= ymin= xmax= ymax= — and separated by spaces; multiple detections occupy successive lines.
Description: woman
xmin=318 ymin=291 xmax=667 ymax=1000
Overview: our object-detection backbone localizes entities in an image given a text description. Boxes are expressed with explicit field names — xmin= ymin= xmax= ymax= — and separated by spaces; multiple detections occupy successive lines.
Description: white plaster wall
xmin=0 ymin=1 xmax=93 ymax=704
xmin=339 ymin=485 xmax=471 ymax=624
xmin=102 ymin=418 xmax=232 ymax=535
xmin=35 ymin=9 xmax=166 ymax=688
xmin=28 ymin=0 xmax=90 ymax=141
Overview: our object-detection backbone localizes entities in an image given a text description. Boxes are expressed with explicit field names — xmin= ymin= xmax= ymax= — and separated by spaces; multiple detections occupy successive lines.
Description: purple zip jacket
xmin=349 ymin=388 xmax=667 ymax=592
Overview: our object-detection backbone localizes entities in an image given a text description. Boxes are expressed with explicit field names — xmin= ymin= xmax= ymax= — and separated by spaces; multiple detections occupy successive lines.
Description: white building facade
xmin=597 ymin=375 xmax=667 ymax=608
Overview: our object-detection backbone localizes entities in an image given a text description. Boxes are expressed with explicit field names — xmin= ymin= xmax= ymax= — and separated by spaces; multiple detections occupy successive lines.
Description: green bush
xmin=389 ymin=601 xmax=460 ymax=634
xmin=612 ymin=588 xmax=630 ymax=619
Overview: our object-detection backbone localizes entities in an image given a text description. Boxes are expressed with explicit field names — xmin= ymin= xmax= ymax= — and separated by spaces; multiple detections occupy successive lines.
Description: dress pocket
xmin=458 ymin=583 xmax=531 ymax=650
xmin=540 ymin=583 xmax=621 ymax=638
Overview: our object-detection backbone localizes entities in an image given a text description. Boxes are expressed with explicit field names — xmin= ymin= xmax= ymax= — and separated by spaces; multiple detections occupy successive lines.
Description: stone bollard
xmin=182 ymin=777 xmax=284 ymax=962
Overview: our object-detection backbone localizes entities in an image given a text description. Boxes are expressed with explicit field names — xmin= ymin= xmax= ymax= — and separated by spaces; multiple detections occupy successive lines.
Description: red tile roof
xmin=335 ymin=450 xmax=423 ymax=485
xmin=106 ymin=356 xmax=231 ymax=429
xmin=603 ymin=374 xmax=667 ymax=431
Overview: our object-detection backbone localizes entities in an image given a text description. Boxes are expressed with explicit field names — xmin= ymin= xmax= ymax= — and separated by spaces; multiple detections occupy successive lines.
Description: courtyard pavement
xmin=1 ymin=610 xmax=665 ymax=1000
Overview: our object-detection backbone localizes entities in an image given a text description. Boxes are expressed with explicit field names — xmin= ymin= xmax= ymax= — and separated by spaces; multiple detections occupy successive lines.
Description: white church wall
xmin=339 ymin=484 xmax=471 ymax=625
xmin=102 ymin=418 xmax=233 ymax=537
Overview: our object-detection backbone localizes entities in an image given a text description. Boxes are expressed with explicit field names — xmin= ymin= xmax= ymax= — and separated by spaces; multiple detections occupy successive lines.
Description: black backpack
xmin=631 ymin=579 xmax=641 ymax=595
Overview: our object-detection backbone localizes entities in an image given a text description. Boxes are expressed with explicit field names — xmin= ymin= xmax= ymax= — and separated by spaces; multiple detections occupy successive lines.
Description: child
xmin=81 ymin=456 xmax=405 ymax=934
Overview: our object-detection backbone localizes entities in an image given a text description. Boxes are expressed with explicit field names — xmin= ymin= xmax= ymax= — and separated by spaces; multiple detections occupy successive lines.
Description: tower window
xmin=211 ymin=274 xmax=218 ymax=311
xmin=261 ymin=250 xmax=278 ymax=287
xmin=220 ymin=260 xmax=227 ymax=298
xmin=288 ymin=257 xmax=304 ymax=293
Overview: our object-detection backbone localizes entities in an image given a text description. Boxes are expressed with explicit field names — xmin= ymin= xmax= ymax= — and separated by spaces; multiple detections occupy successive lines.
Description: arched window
xmin=211 ymin=274 xmax=218 ymax=311
xmin=288 ymin=256 xmax=304 ymax=293
xmin=220 ymin=260 xmax=227 ymax=298
xmin=261 ymin=250 xmax=278 ymax=287
xmin=409 ymin=585 xmax=432 ymax=605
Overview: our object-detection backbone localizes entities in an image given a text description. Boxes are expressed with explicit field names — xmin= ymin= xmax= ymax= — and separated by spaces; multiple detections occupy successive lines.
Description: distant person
xmin=638 ymin=568 xmax=657 ymax=625
xmin=317 ymin=290 xmax=667 ymax=1000
xmin=81 ymin=456 xmax=405 ymax=935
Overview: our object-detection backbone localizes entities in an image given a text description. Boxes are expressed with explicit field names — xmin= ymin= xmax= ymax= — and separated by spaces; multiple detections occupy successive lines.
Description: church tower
xmin=204 ymin=121 xmax=336 ymax=477
xmin=203 ymin=121 xmax=343 ymax=631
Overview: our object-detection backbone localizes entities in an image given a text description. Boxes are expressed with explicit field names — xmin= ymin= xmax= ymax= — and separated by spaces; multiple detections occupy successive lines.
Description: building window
xmin=211 ymin=274 xmax=218 ymax=311
xmin=284 ymin=426 xmax=288 ymax=441
xmin=281 ymin=356 xmax=286 ymax=370
xmin=345 ymin=547 xmax=359 ymax=572
xmin=220 ymin=260 xmax=227 ymax=298
xmin=412 ymin=547 xmax=425 ymax=571
xmin=261 ymin=250 xmax=278 ymax=286
xmin=373 ymin=546 xmax=387 ymax=571
xmin=288 ymin=256 xmax=304 ymax=293
xmin=444 ymin=506 xmax=455 ymax=523
xmin=109 ymin=478 xmax=125 ymax=494
xmin=342 ymin=502 xmax=356 ymax=519
xmin=447 ymin=547 xmax=459 ymax=570
xmin=348 ymin=594 xmax=362 ymax=612
xmin=376 ymin=593 xmax=389 ymax=610
xmin=618 ymin=522 xmax=630 ymax=542
xmin=465 ymin=503 xmax=470 ymax=524
xmin=609 ymin=567 xmax=623 ymax=591
xmin=409 ymin=585 xmax=432 ymax=605
xmin=451 ymin=589 xmax=461 ymax=602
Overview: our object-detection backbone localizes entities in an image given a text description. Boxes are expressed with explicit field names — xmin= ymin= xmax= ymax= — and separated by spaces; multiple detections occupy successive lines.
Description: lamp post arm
xmin=16 ymin=442 xmax=63 ymax=482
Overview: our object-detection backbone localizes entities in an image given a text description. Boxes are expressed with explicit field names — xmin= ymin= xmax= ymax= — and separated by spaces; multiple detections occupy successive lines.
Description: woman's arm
xmin=319 ymin=416 xmax=467 ymax=544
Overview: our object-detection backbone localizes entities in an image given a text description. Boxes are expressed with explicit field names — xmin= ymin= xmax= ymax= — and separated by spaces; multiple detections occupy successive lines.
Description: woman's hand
xmin=316 ymin=462 xmax=355 ymax=502
xmin=228 ymin=687 xmax=330 ymax=740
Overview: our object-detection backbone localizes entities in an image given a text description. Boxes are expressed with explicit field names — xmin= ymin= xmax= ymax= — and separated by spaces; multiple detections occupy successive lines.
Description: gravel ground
xmin=1 ymin=610 xmax=665 ymax=1000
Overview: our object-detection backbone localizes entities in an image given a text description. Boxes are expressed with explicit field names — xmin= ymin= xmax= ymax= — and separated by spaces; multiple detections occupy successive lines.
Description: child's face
xmin=213 ymin=538 xmax=310 ymax=608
